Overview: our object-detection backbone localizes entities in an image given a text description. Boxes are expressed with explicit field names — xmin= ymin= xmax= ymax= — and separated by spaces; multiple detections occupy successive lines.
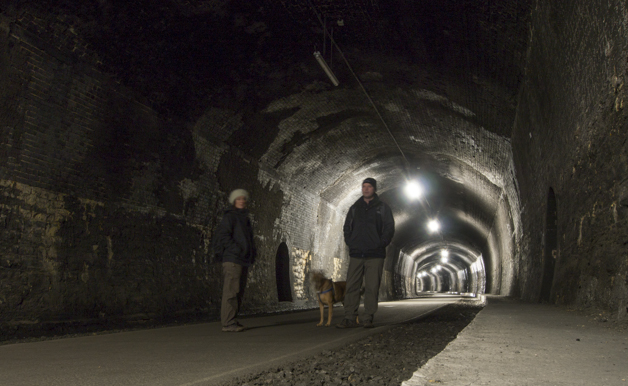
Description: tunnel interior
xmin=276 ymin=242 xmax=292 ymax=303
xmin=1 ymin=0 xmax=628 ymax=337
xmin=539 ymin=188 xmax=558 ymax=303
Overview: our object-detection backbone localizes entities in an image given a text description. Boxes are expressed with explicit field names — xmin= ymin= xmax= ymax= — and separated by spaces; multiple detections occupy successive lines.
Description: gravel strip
xmin=218 ymin=302 xmax=483 ymax=386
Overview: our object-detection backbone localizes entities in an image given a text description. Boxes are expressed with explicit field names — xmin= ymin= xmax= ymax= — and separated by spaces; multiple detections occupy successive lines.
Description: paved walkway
xmin=5 ymin=296 xmax=625 ymax=386
xmin=403 ymin=296 xmax=628 ymax=386
xmin=0 ymin=298 xmax=455 ymax=386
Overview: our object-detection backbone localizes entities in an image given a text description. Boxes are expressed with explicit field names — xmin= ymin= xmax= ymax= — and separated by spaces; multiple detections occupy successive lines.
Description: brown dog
xmin=311 ymin=271 xmax=349 ymax=327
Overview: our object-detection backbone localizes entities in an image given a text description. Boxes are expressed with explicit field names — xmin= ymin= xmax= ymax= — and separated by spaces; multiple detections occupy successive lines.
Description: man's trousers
xmin=343 ymin=257 xmax=385 ymax=323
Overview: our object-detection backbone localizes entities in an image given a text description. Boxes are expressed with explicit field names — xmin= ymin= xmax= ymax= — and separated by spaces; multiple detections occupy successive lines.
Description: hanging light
xmin=404 ymin=181 xmax=423 ymax=200
xmin=313 ymin=51 xmax=339 ymax=86
xmin=427 ymin=219 xmax=440 ymax=233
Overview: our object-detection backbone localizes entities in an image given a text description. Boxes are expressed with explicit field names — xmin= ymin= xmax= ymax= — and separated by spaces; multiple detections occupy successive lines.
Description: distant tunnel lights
xmin=313 ymin=51 xmax=339 ymax=86
xmin=427 ymin=219 xmax=440 ymax=233
xmin=440 ymin=249 xmax=449 ymax=263
xmin=404 ymin=181 xmax=424 ymax=200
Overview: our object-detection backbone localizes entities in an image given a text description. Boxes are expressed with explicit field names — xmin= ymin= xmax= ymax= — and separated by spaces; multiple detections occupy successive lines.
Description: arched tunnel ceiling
xmin=409 ymin=240 xmax=483 ymax=267
xmin=260 ymin=89 xmax=511 ymax=255
xmin=275 ymin=0 xmax=531 ymax=138
xmin=263 ymin=88 xmax=513 ymax=198
xmin=8 ymin=0 xmax=532 ymax=131
xmin=6 ymin=0 xmax=532 ymax=292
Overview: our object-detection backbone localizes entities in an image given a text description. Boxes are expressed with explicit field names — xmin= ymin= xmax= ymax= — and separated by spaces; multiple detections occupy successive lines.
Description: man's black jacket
xmin=213 ymin=208 xmax=257 ymax=267
xmin=343 ymin=194 xmax=395 ymax=258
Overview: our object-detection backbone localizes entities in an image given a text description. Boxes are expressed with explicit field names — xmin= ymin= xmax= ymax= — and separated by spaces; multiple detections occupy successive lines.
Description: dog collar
xmin=318 ymin=287 xmax=334 ymax=295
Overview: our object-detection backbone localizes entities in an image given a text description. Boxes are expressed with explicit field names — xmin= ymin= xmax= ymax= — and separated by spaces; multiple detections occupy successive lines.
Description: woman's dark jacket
xmin=343 ymin=194 xmax=395 ymax=258
xmin=213 ymin=208 xmax=257 ymax=267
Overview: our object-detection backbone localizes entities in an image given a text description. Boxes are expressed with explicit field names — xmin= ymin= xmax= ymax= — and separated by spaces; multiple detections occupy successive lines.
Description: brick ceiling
xmin=3 ymin=0 xmax=533 ymax=283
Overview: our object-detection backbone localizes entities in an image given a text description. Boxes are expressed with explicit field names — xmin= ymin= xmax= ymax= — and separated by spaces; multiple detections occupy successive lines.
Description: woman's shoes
xmin=222 ymin=324 xmax=246 ymax=332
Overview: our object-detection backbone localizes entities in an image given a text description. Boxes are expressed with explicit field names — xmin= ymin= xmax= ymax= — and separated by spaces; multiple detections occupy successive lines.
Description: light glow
xmin=440 ymin=249 xmax=449 ymax=263
xmin=404 ymin=181 xmax=424 ymax=200
xmin=427 ymin=219 xmax=440 ymax=233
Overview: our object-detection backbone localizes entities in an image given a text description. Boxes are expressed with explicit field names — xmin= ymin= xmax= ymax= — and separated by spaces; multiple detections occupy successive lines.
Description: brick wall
xmin=0 ymin=10 xmax=320 ymax=339
xmin=513 ymin=0 xmax=628 ymax=319
xmin=0 ymin=18 xmax=214 ymax=334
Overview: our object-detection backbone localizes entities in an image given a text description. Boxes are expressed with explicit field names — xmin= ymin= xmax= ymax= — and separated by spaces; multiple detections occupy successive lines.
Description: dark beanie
xmin=362 ymin=177 xmax=377 ymax=190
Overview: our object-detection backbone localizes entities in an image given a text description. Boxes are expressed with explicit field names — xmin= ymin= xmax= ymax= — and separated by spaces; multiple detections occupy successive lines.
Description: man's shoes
xmin=222 ymin=324 xmax=246 ymax=332
xmin=362 ymin=320 xmax=374 ymax=328
xmin=336 ymin=318 xmax=360 ymax=329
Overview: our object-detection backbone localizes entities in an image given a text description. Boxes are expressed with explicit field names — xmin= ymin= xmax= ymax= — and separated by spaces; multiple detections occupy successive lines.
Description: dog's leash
xmin=317 ymin=282 xmax=335 ymax=303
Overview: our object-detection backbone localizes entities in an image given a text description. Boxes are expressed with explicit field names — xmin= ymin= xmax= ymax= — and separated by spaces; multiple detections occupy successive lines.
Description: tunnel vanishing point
xmin=1 ymin=0 xmax=627 ymax=338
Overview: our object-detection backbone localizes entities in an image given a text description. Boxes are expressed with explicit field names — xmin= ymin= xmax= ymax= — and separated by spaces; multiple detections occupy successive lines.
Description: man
xmin=213 ymin=189 xmax=257 ymax=332
xmin=337 ymin=178 xmax=395 ymax=329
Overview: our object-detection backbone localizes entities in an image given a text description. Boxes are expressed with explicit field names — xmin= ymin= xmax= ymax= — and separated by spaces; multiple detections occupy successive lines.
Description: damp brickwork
xmin=512 ymin=0 xmax=628 ymax=319
xmin=0 ymin=0 xmax=527 ymax=338
xmin=257 ymin=84 xmax=521 ymax=300
xmin=2 ymin=1 xmax=526 ymax=312
xmin=5 ymin=0 xmax=628 ymax=339
xmin=0 ymin=18 xmax=215 ymax=329
xmin=0 ymin=12 xmax=294 ymax=337
xmin=485 ymin=192 xmax=516 ymax=295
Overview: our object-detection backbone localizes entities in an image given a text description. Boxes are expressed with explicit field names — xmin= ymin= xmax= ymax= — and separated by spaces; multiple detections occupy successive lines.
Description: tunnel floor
xmin=3 ymin=296 xmax=624 ymax=385
xmin=0 ymin=298 xmax=460 ymax=386
xmin=405 ymin=296 xmax=628 ymax=386
xmin=217 ymin=301 xmax=482 ymax=386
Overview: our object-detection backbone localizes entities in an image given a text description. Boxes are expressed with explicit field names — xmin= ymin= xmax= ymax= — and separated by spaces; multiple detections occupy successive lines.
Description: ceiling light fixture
xmin=404 ymin=180 xmax=423 ymax=200
xmin=307 ymin=0 xmax=412 ymax=173
xmin=313 ymin=51 xmax=339 ymax=86
xmin=427 ymin=219 xmax=440 ymax=233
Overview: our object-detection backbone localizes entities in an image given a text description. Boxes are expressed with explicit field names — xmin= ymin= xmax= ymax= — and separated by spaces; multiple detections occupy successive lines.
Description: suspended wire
xmin=306 ymin=0 xmax=411 ymax=174
xmin=306 ymin=1 xmax=440 ymax=224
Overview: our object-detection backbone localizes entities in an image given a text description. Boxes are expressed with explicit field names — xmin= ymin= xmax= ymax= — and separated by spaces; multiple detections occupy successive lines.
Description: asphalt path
xmin=0 ymin=298 xmax=458 ymax=386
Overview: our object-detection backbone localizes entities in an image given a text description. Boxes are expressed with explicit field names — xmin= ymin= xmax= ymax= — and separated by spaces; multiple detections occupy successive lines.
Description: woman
xmin=213 ymin=189 xmax=257 ymax=332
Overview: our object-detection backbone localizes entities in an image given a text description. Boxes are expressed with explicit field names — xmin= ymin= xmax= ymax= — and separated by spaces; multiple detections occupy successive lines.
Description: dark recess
xmin=276 ymin=242 xmax=293 ymax=302
xmin=540 ymin=189 xmax=558 ymax=303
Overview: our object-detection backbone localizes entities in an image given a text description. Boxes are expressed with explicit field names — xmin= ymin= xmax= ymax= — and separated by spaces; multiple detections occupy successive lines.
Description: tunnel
xmin=1 ymin=0 xmax=627 ymax=341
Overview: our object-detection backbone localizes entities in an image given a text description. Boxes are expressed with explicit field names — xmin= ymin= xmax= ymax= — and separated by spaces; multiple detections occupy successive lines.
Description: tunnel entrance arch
xmin=540 ymin=188 xmax=558 ymax=303
xmin=275 ymin=242 xmax=293 ymax=302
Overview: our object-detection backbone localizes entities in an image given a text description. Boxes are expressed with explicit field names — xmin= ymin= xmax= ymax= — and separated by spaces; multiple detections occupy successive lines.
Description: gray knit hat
xmin=362 ymin=178 xmax=377 ymax=191
xmin=228 ymin=189 xmax=250 ymax=205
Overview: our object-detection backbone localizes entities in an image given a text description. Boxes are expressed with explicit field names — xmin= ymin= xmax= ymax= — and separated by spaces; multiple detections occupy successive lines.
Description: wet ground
xmin=0 ymin=298 xmax=459 ymax=386
xmin=218 ymin=302 xmax=482 ymax=386
xmin=3 ymin=297 xmax=624 ymax=385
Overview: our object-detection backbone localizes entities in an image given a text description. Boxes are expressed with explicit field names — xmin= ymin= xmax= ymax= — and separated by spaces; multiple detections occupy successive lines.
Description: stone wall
xmin=513 ymin=0 xmax=628 ymax=319
xmin=0 ymin=10 xmax=321 ymax=338
xmin=0 ymin=17 xmax=217 ymax=333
